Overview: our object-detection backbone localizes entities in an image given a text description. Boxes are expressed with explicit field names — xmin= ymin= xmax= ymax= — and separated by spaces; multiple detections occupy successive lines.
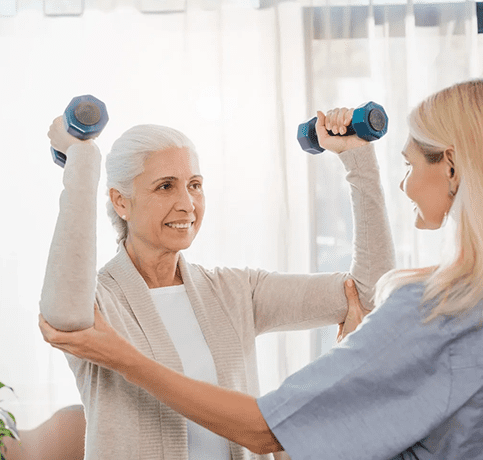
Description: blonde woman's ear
xmin=443 ymin=148 xmax=459 ymax=195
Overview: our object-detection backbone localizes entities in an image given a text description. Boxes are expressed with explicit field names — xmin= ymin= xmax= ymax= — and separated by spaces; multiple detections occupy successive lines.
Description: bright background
xmin=0 ymin=0 xmax=481 ymax=436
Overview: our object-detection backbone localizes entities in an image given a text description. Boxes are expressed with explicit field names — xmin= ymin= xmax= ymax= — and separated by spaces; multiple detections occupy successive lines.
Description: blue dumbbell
xmin=51 ymin=95 xmax=109 ymax=167
xmin=297 ymin=101 xmax=388 ymax=154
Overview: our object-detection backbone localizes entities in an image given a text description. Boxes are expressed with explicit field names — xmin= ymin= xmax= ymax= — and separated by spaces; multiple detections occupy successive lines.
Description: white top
xmin=150 ymin=284 xmax=231 ymax=460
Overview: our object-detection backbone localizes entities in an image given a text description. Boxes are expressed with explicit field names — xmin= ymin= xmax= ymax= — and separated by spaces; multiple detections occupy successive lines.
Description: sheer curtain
xmin=0 ymin=0 xmax=481 ymax=440
xmin=304 ymin=0 xmax=483 ymax=361
xmin=0 ymin=0 xmax=309 ymax=429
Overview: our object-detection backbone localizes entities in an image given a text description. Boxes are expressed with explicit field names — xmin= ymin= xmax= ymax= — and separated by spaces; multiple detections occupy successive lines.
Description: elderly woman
xmin=39 ymin=108 xmax=394 ymax=459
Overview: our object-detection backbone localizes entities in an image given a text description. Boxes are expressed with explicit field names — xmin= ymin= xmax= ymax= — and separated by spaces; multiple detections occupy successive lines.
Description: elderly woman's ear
xmin=109 ymin=188 xmax=129 ymax=220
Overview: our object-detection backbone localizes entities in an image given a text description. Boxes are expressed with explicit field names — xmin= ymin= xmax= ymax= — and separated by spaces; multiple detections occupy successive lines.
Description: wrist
xmin=65 ymin=138 xmax=96 ymax=151
xmin=335 ymin=138 xmax=369 ymax=155
xmin=120 ymin=346 xmax=151 ymax=386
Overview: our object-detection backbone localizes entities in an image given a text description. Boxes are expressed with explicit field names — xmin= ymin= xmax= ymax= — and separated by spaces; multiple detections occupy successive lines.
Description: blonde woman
xmin=39 ymin=105 xmax=393 ymax=458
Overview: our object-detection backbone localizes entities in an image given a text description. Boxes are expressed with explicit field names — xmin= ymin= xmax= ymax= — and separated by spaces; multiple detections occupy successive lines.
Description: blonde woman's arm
xmin=40 ymin=283 xmax=457 ymax=460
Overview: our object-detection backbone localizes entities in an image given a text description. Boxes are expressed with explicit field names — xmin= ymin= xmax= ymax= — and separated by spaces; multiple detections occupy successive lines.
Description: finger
xmin=315 ymin=111 xmax=329 ymax=142
xmin=344 ymin=279 xmax=363 ymax=312
xmin=344 ymin=108 xmax=354 ymax=126
xmin=38 ymin=315 xmax=58 ymax=335
xmin=316 ymin=110 xmax=327 ymax=132
xmin=337 ymin=108 xmax=347 ymax=135
xmin=50 ymin=343 xmax=71 ymax=354
xmin=39 ymin=314 xmax=55 ymax=341
xmin=344 ymin=278 xmax=357 ymax=301
xmin=344 ymin=279 xmax=371 ymax=315
xmin=336 ymin=322 xmax=344 ymax=343
xmin=38 ymin=318 xmax=74 ymax=346
xmin=340 ymin=280 xmax=364 ymax=335
xmin=325 ymin=110 xmax=333 ymax=133
xmin=328 ymin=109 xmax=339 ymax=134
xmin=93 ymin=303 xmax=109 ymax=330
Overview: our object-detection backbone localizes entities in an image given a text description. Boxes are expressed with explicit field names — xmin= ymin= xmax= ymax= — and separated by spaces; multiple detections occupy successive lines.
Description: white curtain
xmin=303 ymin=0 xmax=483 ymax=362
xmin=0 ymin=0 xmax=309 ymax=430
xmin=0 ymin=0 xmax=481 ymax=438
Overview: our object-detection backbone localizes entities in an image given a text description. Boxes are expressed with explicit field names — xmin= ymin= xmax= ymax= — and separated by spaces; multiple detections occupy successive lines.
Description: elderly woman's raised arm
xmin=252 ymin=143 xmax=395 ymax=334
xmin=39 ymin=142 xmax=101 ymax=331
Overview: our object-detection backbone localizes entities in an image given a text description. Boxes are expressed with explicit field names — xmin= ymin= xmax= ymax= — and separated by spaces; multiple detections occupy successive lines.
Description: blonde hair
xmin=106 ymin=125 xmax=197 ymax=244
xmin=375 ymin=79 xmax=483 ymax=320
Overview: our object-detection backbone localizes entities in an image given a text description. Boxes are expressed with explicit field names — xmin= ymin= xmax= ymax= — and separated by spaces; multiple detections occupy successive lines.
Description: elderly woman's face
xmin=127 ymin=146 xmax=204 ymax=252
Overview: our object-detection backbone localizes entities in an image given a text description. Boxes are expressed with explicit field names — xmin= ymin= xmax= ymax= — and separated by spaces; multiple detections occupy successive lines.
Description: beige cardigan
xmin=39 ymin=142 xmax=394 ymax=459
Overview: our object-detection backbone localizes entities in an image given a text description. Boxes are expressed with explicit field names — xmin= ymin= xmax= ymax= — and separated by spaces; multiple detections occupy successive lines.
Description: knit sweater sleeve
xmin=39 ymin=143 xmax=101 ymax=331
xmin=252 ymin=143 xmax=395 ymax=334
xmin=337 ymin=142 xmax=395 ymax=306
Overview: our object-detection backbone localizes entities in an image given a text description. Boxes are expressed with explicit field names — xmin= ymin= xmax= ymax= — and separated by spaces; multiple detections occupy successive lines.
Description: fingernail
xmin=346 ymin=279 xmax=354 ymax=287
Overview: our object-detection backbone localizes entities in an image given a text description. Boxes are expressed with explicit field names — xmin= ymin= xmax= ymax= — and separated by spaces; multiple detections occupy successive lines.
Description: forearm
xmin=122 ymin=352 xmax=283 ymax=455
xmin=340 ymin=144 xmax=395 ymax=309
xmin=39 ymin=142 xmax=101 ymax=331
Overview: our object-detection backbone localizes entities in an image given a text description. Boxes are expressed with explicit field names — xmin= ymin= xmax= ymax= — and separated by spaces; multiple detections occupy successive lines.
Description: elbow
xmin=251 ymin=438 xmax=283 ymax=455
xmin=39 ymin=307 xmax=94 ymax=332
xmin=254 ymin=444 xmax=282 ymax=456
xmin=242 ymin=427 xmax=283 ymax=455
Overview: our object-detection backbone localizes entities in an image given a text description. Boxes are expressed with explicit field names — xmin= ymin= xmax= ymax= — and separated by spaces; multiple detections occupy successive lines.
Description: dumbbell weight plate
xmin=351 ymin=101 xmax=388 ymax=142
xmin=74 ymin=102 xmax=102 ymax=127
xmin=368 ymin=108 xmax=386 ymax=132
xmin=51 ymin=94 xmax=109 ymax=168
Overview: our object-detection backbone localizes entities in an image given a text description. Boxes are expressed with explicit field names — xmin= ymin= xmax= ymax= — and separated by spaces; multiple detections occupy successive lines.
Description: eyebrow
xmin=151 ymin=175 xmax=203 ymax=185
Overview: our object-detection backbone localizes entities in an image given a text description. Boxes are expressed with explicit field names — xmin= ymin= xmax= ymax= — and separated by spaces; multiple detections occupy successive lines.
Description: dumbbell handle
xmin=51 ymin=146 xmax=67 ymax=168
xmin=327 ymin=123 xmax=356 ymax=137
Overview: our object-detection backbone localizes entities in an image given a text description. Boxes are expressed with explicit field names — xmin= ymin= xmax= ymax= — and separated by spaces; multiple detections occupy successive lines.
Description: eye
xmin=156 ymin=183 xmax=172 ymax=191
xmin=404 ymin=161 xmax=411 ymax=168
xmin=191 ymin=182 xmax=203 ymax=190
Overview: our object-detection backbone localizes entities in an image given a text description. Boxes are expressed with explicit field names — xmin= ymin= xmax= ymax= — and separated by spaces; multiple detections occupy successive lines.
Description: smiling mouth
xmin=165 ymin=222 xmax=193 ymax=229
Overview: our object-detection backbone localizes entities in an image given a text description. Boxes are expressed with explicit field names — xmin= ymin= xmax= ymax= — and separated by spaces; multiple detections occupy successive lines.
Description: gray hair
xmin=106 ymin=124 xmax=197 ymax=243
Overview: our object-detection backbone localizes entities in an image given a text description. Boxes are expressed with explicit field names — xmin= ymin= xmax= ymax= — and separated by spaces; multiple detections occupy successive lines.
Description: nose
xmin=400 ymin=171 xmax=409 ymax=192
xmin=174 ymin=186 xmax=195 ymax=213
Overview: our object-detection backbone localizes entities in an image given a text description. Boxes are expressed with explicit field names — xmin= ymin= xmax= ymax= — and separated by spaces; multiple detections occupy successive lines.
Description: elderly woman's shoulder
xmin=190 ymin=263 xmax=269 ymax=290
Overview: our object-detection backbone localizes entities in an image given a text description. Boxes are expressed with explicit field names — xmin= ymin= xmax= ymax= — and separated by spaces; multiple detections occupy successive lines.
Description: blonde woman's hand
xmin=315 ymin=108 xmax=369 ymax=154
xmin=39 ymin=304 xmax=137 ymax=373
xmin=336 ymin=279 xmax=371 ymax=343
xmin=48 ymin=116 xmax=94 ymax=154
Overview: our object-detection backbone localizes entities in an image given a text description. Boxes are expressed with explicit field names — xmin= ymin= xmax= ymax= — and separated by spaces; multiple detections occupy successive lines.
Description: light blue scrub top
xmin=257 ymin=283 xmax=483 ymax=459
